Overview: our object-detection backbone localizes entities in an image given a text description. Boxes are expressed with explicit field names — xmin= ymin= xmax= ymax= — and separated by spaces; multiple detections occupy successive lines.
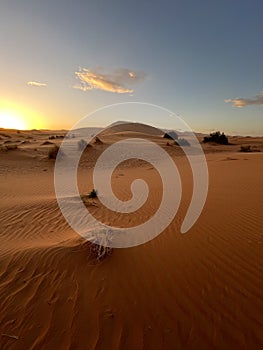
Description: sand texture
xmin=0 ymin=126 xmax=263 ymax=349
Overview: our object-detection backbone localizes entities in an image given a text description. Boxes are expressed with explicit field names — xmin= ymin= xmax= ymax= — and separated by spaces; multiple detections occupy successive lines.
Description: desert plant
xmin=94 ymin=136 xmax=103 ymax=144
xmin=88 ymin=229 xmax=113 ymax=261
xmin=49 ymin=135 xmax=64 ymax=140
xmin=178 ymin=138 xmax=190 ymax=146
xmin=7 ymin=144 xmax=18 ymax=150
xmin=239 ymin=145 xmax=252 ymax=152
xmin=163 ymin=131 xmax=178 ymax=140
xmin=203 ymin=131 xmax=229 ymax=145
xmin=48 ymin=145 xmax=64 ymax=160
xmin=0 ymin=133 xmax=11 ymax=138
xmin=88 ymin=189 xmax=98 ymax=198
xmin=78 ymin=139 xmax=88 ymax=151
xmin=0 ymin=144 xmax=18 ymax=151
xmin=42 ymin=141 xmax=54 ymax=146
xmin=89 ymin=242 xmax=112 ymax=261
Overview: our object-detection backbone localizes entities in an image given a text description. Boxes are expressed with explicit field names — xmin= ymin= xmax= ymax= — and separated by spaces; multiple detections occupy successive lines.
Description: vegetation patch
xmin=78 ymin=139 xmax=92 ymax=151
xmin=163 ymin=131 xmax=178 ymax=140
xmin=49 ymin=135 xmax=64 ymax=140
xmin=48 ymin=145 xmax=64 ymax=160
xmin=178 ymin=138 xmax=190 ymax=146
xmin=93 ymin=136 xmax=103 ymax=145
xmin=88 ymin=189 xmax=98 ymax=198
xmin=239 ymin=145 xmax=260 ymax=153
xmin=0 ymin=144 xmax=18 ymax=152
xmin=203 ymin=131 xmax=229 ymax=145
xmin=89 ymin=242 xmax=113 ymax=261
xmin=240 ymin=145 xmax=252 ymax=152
xmin=42 ymin=141 xmax=54 ymax=146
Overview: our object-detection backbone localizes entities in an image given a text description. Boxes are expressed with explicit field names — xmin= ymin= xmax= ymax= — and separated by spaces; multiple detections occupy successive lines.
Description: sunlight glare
xmin=0 ymin=112 xmax=27 ymax=130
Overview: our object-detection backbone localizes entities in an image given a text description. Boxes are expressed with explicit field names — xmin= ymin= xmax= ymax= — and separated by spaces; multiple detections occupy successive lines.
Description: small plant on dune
xmin=78 ymin=139 xmax=88 ymax=151
xmin=7 ymin=144 xmax=18 ymax=150
xmin=80 ymin=192 xmax=113 ymax=261
xmin=178 ymin=138 xmax=190 ymax=146
xmin=48 ymin=145 xmax=58 ymax=159
xmin=0 ymin=133 xmax=11 ymax=138
xmin=88 ymin=229 xmax=113 ymax=261
xmin=239 ymin=145 xmax=252 ymax=153
xmin=48 ymin=145 xmax=64 ymax=160
xmin=80 ymin=189 xmax=98 ymax=205
xmin=94 ymin=136 xmax=103 ymax=145
xmin=90 ymin=242 xmax=112 ymax=261
xmin=88 ymin=189 xmax=98 ymax=198
xmin=0 ymin=144 xmax=18 ymax=152
xmin=163 ymin=131 xmax=178 ymax=140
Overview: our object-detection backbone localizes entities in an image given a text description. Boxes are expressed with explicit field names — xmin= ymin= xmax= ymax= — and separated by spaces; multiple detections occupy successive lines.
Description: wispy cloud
xmin=74 ymin=67 xmax=147 ymax=94
xmin=27 ymin=81 xmax=47 ymax=87
xmin=225 ymin=91 xmax=263 ymax=107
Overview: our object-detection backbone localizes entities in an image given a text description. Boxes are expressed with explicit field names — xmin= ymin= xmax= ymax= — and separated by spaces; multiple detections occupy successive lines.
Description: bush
xmin=88 ymin=189 xmax=98 ymax=198
xmin=78 ymin=139 xmax=88 ymax=151
xmin=239 ymin=145 xmax=252 ymax=152
xmin=203 ymin=131 xmax=228 ymax=145
xmin=6 ymin=144 xmax=18 ymax=150
xmin=178 ymin=138 xmax=190 ymax=146
xmin=88 ymin=229 xmax=113 ymax=261
xmin=89 ymin=242 xmax=112 ymax=261
xmin=49 ymin=135 xmax=64 ymax=140
xmin=163 ymin=131 xmax=178 ymax=140
xmin=0 ymin=144 xmax=18 ymax=152
xmin=94 ymin=136 xmax=103 ymax=144
xmin=48 ymin=145 xmax=64 ymax=160
xmin=81 ymin=189 xmax=98 ymax=201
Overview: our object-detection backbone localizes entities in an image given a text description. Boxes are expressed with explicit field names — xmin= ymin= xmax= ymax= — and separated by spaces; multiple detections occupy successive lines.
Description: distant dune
xmin=102 ymin=121 xmax=164 ymax=136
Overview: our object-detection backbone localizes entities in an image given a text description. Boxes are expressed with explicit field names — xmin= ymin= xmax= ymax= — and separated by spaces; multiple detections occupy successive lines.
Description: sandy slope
xmin=0 ymin=127 xmax=262 ymax=349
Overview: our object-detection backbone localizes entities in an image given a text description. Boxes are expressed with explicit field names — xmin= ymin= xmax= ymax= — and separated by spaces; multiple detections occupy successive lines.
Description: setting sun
xmin=0 ymin=112 xmax=27 ymax=130
xmin=0 ymin=100 xmax=44 ymax=130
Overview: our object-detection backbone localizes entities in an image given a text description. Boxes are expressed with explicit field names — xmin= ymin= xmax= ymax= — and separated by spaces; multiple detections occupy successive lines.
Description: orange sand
xmin=0 ymin=127 xmax=262 ymax=349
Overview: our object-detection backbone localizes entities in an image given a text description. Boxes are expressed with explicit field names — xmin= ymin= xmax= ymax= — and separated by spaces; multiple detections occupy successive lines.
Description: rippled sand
xmin=0 ymin=126 xmax=262 ymax=349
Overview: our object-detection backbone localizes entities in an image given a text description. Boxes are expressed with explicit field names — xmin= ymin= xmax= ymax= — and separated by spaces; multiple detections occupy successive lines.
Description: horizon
xmin=1 ymin=123 xmax=263 ymax=138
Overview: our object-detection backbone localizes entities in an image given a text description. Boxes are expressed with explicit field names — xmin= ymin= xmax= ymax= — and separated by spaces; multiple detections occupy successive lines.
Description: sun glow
xmin=0 ymin=112 xmax=27 ymax=130
xmin=0 ymin=100 xmax=43 ymax=130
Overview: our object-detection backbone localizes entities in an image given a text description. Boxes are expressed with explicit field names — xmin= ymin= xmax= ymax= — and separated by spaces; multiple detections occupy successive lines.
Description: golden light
xmin=0 ymin=100 xmax=44 ymax=130
xmin=0 ymin=111 xmax=27 ymax=130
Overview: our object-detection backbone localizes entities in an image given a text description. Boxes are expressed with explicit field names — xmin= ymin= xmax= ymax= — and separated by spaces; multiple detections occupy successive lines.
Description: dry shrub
xmin=48 ymin=145 xmax=64 ymax=160
xmin=0 ymin=144 xmax=18 ymax=151
xmin=89 ymin=242 xmax=113 ymax=261
xmin=239 ymin=145 xmax=252 ymax=153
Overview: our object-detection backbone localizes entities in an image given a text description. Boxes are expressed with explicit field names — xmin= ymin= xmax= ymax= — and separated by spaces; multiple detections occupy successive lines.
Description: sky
xmin=0 ymin=0 xmax=263 ymax=135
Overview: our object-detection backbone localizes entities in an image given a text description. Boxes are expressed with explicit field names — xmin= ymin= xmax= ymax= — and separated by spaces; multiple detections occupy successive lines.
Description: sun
xmin=0 ymin=112 xmax=27 ymax=130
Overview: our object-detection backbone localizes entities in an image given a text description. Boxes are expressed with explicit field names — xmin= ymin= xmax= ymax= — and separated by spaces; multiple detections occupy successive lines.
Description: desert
xmin=0 ymin=125 xmax=262 ymax=349
xmin=2 ymin=1 xmax=263 ymax=348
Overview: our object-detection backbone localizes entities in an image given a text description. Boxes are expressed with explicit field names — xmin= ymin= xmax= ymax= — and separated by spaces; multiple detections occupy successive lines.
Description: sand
xmin=0 ymin=126 xmax=262 ymax=349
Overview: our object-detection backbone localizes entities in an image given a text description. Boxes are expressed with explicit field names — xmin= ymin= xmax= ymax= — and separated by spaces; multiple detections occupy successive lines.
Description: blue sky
xmin=0 ymin=0 xmax=262 ymax=134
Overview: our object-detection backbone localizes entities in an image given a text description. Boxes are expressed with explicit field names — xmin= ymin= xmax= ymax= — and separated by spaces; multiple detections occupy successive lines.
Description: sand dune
xmin=0 ymin=127 xmax=263 ymax=349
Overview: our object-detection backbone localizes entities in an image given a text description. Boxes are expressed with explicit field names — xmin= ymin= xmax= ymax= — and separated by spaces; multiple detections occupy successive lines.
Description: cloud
xmin=74 ymin=67 xmax=147 ymax=94
xmin=225 ymin=91 xmax=263 ymax=107
xmin=27 ymin=81 xmax=47 ymax=87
